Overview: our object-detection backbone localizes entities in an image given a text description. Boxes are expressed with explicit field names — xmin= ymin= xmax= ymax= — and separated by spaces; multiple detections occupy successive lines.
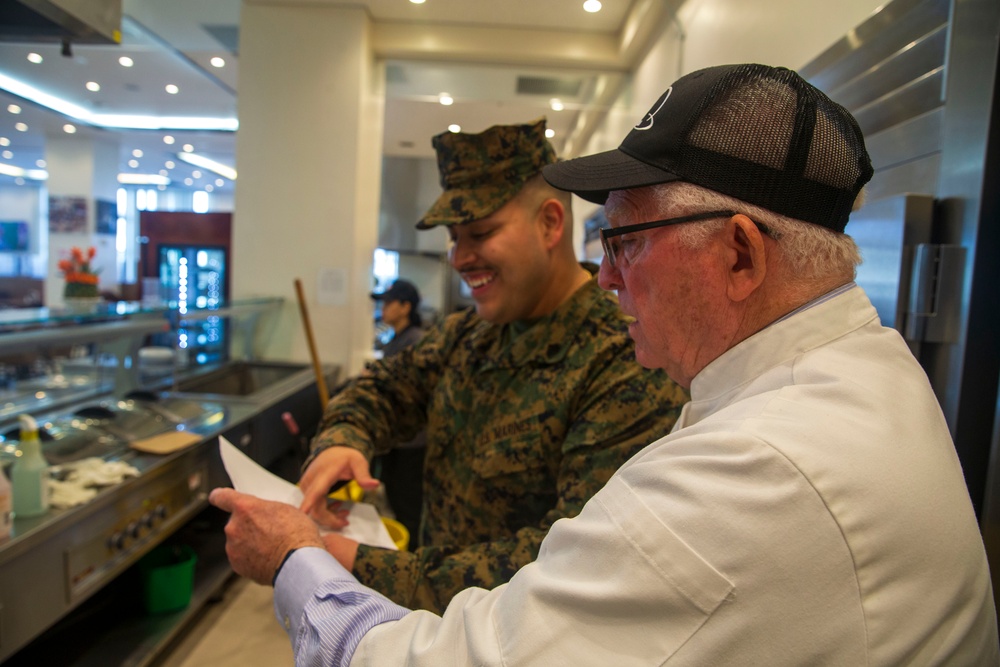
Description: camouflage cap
xmin=416 ymin=118 xmax=558 ymax=229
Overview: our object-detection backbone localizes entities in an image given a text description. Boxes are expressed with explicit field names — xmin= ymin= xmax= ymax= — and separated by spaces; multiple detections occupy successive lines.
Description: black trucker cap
xmin=542 ymin=63 xmax=874 ymax=233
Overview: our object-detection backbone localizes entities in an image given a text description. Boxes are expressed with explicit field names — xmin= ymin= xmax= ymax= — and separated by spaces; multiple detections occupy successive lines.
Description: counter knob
xmin=126 ymin=521 xmax=141 ymax=539
xmin=107 ymin=531 xmax=126 ymax=551
xmin=154 ymin=503 xmax=168 ymax=520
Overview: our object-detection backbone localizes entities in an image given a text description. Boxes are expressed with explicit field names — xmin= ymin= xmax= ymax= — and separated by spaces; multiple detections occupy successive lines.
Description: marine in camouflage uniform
xmin=307 ymin=119 xmax=688 ymax=613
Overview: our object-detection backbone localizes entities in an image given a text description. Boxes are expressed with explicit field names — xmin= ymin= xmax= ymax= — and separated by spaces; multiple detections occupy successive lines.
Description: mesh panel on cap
xmin=687 ymin=75 xmax=795 ymax=172
xmin=807 ymin=111 xmax=864 ymax=189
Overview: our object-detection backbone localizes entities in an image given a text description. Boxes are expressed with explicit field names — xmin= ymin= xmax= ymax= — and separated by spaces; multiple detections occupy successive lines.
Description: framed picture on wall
xmin=48 ymin=195 xmax=87 ymax=233
xmin=96 ymin=199 xmax=117 ymax=235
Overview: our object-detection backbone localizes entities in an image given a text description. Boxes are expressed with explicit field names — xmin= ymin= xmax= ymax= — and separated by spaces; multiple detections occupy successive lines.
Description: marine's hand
xmin=298 ymin=446 xmax=379 ymax=527
xmin=322 ymin=531 xmax=360 ymax=571
xmin=209 ymin=487 xmax=324 ymax=586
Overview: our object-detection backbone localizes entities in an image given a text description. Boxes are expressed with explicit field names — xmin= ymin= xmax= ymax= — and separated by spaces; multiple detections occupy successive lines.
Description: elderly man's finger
xmin=209 ymin=486 xmax=240 ymax=512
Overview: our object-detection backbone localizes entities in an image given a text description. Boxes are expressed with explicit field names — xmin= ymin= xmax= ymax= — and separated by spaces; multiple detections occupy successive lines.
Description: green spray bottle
xmin=12 ymin=414 xmax=49 ymax=518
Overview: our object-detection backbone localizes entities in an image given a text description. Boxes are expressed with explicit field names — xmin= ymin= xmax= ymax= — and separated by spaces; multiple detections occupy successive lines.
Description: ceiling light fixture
xmin=86 ymin=81 xmax=100 ymax=92
xmin=210 ymin=57 xmax=225 ymax=68
xmin=410 ymin=0 xmax=426 ymax=4
xmin=119 ymin=56 xmax=134 ymax=67
xmin=182 ymin=144 xmax=194 ymax=152
xmin=550 ymin=98 xmax=564 ymax=111
xmin=7 ymin=104 xmax=21 ymax=114
xmin=438 ymin=93 xmax=454 ymax=106
xmin=27 ymin=53 xmax=42 ymax=64
xmin=132 ymin=149 xmax=143 ymax=157
xmin=63 ymin=124 xmax=76 ymax=134
xmin=448 ymin=124 xmax=461 ymax=133
xmin=165 ymin=84 xmax=179 ymax=95
xmin=128 ymin=159 xmax=139 ymax=168
xmin=0 ymin=163 xmax=47 ymax=180
xmin=163 ymin=135 xmax=175 ymax=144
xmin=545 ymin=129 xmax=555 ymax=138
xmin=0 ymin=137 xmax=8 ymax=146
xmin=14 ymin=123 xmax=27 ymax=132
xmin=118 ymin=173 xmax=169 ymax=185
xmin=0 ymin=73 xmax=238 ymax=131
xmin=583 ymin=0 xmax=602 ymax=12
xmin=177 ymin=151 xmax=237 ymax=181
xmin=1 ymin=151 xmax=12 ymax=160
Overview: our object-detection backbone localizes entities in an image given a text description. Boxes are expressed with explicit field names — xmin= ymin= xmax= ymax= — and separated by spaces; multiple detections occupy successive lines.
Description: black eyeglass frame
xmin=600 ymin=209 xmax=737 ymax=267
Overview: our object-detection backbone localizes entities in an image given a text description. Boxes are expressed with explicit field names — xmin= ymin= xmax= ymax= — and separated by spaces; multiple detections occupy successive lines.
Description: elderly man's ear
xmin=722 ymin=214 xmax=769 ymax=302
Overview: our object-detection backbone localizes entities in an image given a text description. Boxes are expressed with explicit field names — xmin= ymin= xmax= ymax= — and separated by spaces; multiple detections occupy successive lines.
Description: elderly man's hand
xmin=210 ymin=487 xmax=325 ymax=586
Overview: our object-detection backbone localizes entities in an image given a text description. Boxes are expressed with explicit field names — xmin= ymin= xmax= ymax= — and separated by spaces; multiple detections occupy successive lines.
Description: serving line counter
xmin=0 ymin=300 xmax=339 ymax=665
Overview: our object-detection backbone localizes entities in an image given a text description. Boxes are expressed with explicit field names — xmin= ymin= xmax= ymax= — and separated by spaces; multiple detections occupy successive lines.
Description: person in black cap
xmin=370 ymin=279 xmax=425 ymax=357
xmin=210 ymin=64 xmax=997 ymax=665
xmin=368 ymin=278 xmax=427 ymax=540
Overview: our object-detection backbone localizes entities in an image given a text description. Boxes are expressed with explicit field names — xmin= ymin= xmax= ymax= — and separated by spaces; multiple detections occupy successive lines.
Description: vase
xmin=62 ymin=296 xmax=103 ymax=313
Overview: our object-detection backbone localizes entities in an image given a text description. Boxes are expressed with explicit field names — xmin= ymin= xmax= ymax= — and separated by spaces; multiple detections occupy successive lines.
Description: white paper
xmin=218 ymin=436 xmax=397 ymax=550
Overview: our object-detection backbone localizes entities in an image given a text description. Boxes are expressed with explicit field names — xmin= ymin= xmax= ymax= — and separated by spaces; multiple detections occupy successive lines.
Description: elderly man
xmin=211 ymin=64 xmax=999 ymax=665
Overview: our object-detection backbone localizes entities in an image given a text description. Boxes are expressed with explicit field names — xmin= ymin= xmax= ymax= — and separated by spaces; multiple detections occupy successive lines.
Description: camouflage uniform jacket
xmin=309 ymin=273 xmax=688 ymax=613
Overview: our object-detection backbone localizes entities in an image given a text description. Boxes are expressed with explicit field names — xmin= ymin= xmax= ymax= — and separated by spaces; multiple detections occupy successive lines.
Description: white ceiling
xmin=0 ymin=0 xmax=651 ymax=194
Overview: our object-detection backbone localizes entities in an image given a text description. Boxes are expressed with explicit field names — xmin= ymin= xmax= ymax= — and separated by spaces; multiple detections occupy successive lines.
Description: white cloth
xmin=346 ymin=286 xmax=998 ymax=666
xmin=49 ymin=457 xmax=140 ymax=508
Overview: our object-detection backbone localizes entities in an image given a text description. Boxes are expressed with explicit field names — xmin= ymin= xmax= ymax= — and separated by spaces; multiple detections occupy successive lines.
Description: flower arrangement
xmin=59 ymin=246 xmax=100 ymax=298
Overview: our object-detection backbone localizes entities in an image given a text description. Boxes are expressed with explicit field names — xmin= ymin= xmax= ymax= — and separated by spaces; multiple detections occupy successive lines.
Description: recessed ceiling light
xmin=182 ymin=144 xmax=194 ymax=152
xmin=191 ymin=170 xmax=202 ymax=179
xmin=128 ymin=159 xmax=139 ymax=168
xmin=36 ymin=159 xmax=45 ymax=168
xmin=165 ymin=160 xmax=176 ymax=169
xmin=27 ymin=53 xmax=42 ymax=64
xmin=215 ymin=178 xmax=224 ymax=187
xmin=15 ymin=123 xmax=28 ymax=132
xmin=163 ymin=135 xmax=175 ymax=145
xmin=583 ymin=0 xmax=602 ymax=12
xmin=448 ymin=124 xmax=461 ymax=133
xmin=438 ymin=93 xmax=454 ymax=106
xmin=210 ymin=57 xmax=225 ymax=68
xmin=159 ymin=169 xmax=168 ymax=176
xmin=205 ymin=184 xmax=214 ymax=192
xmin=119 ymin=56 xmax=134 ymax=67
xmin=14 ymin=177 xmax=24 ymax=185
xmin=63 ymin=124 xmax=76 ymax=134
xmin=410 ymin=0 xmax=426 ymax=4
xmin=165 ymin=84 xmax=179 ymax=95
xmin=550 ymin=98 xmax=564 ymax=111
xmin=7 ymin=104 xmax=21 ymax=114
xmin=1 ymin=150 xmax=12 ymax=160
xmin=132 ymin=149 xmax=144 ymax=158
xmin=545 ymin=129 xmax=555 ymax=138
xmin=184 ymin=177 xmax=193 ymax=186
xmin=86 ymin=81 xmax=100 ymax=92
xmin=0 ymin=137 xmax=8 ymax=146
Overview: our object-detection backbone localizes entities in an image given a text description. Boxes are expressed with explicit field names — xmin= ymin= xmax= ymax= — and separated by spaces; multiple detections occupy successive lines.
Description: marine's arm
xmin=352 ymin=334 xmax=686 ymax=612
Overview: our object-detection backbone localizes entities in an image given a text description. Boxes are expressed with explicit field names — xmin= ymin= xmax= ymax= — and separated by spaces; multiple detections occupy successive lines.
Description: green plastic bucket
xmin=139 ymin=544 xmax=197 ymax=614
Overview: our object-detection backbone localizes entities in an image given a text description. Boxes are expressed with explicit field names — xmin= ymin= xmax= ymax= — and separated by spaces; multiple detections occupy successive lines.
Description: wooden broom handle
xmin=294 ymin=278 xmax=330 ymax=408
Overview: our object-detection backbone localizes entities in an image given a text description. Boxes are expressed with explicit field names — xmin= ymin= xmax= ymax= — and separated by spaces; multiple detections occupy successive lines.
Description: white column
xmin=43 ymin=134 xmax=119 ymax=306
xmin=234 ymin=3 xmax=383 ymax=376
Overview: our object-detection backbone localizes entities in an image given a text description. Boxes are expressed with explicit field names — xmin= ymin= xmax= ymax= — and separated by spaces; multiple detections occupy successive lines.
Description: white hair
xmin=647 ymin=181 xmax=862 ymax=287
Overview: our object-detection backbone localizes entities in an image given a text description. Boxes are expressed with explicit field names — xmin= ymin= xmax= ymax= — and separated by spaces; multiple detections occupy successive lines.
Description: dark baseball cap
xmin=370 ymin=279 xmax=421 ymax=307
xmin=542 ymin=63 xmax=873 ymax=233
xmin=417 ymin=118 xmax=558 ymax=229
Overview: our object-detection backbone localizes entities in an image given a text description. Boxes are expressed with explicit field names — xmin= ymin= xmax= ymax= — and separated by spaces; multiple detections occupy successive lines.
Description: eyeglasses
xmin=600 ymin=209 xmax=737 ymax=268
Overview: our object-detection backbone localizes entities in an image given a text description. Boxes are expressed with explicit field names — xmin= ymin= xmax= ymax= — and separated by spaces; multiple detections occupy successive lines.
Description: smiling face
xmin=597 ymin=187 xmax=731 ymax=387
xmin=447 ymin=194 xmax=554 ymax=325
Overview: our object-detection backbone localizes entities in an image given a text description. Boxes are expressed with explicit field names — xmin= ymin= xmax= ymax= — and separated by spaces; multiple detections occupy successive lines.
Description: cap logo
xmin=634 ymin=87 xmax=672 ymax=131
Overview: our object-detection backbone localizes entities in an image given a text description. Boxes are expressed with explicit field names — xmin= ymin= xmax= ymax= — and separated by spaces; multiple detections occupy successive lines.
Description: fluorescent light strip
xmin=118 ymin=173 xmax=170 ymax=185
xmin=177 ymin=151 xmax=237 ymax=180
xmin=0 ymin=72 xmax=238 ymax=132
xmin=0 ymin=162 xmax=47 ymax=180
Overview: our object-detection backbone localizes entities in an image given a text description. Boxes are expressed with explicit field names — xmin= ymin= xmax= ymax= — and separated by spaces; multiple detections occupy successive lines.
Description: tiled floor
xmin=156 ymin=577 xmax=292 ymax=667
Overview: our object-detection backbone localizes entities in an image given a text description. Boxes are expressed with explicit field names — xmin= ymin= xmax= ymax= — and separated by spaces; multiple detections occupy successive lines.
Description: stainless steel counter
xmin=0 ymin=360 xmax=338 ymax=665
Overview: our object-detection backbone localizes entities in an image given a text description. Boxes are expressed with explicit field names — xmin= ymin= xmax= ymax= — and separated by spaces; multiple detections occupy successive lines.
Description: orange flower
xmin=59 ymin=246 xmax=100 ymax=284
